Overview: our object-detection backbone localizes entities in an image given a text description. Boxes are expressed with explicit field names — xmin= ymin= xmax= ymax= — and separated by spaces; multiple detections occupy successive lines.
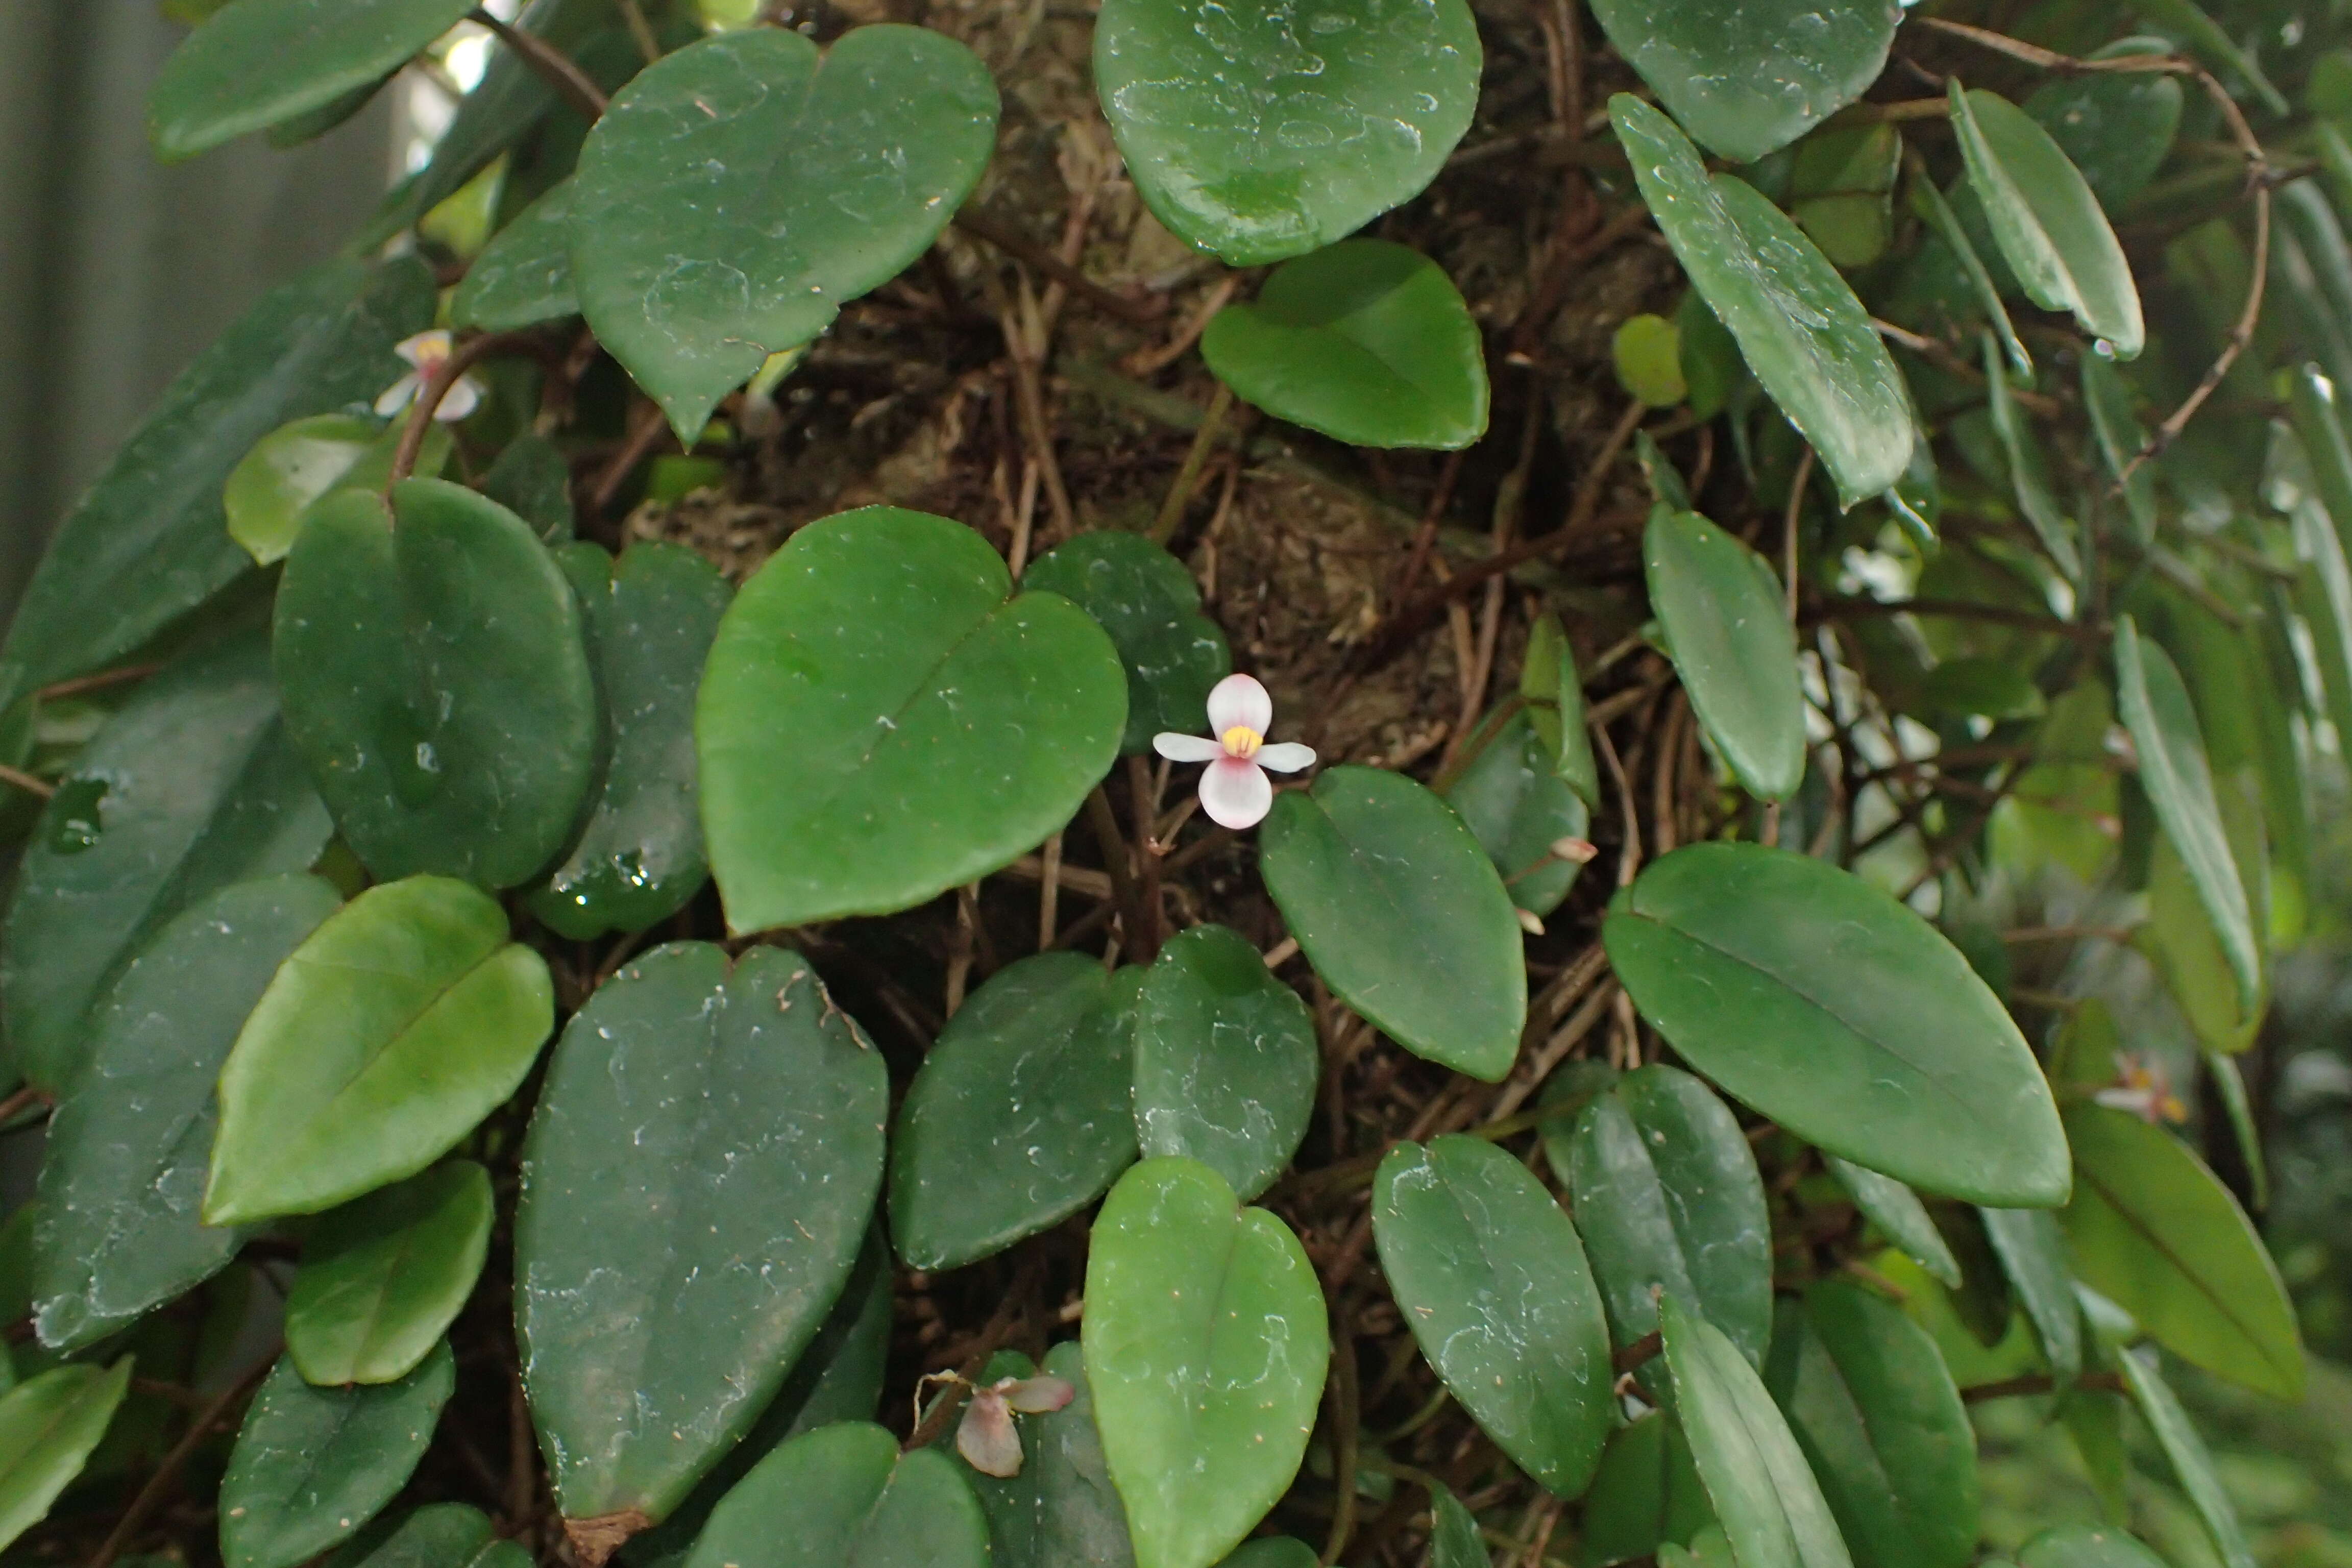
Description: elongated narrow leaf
xmin=682 ymin=1424 xmax=987 ymax=1568
xmin=1085 ymin=1158 xmax=1327 ymax=1568
xmin=206 ymin=876 xmax=554 ymax=1225
xmin=2117 ymin=1350 xmax=2254 ymax=1568
xmin=1604 ymin=843 xmax=2069 ymax=1206
xmin=1910 ymin=179 xmax=2029 ymax=378
xmin=1825 ymin=1158 xmax=1961 ymax=1289
xmin=1979 ymin=1206 xmax=2082 ymax=1384
xmin=891 ymin=955 xmax=1141 ymax=1271
xmin=2129 ymin=0 xmax=2286 ymax=116
xmin=1645 ymin=508 xmax=1806 ymax=800
xmin=1023 ymin=531 xmax=1230 ymax=756
xmin=959 ymin=1340 xmax=1136 ymax=1568
xmin=0 ymin=1359 xmax=132 ymax=1553
xmin=1981 ymin=333 xmax=2080 ymax=579
xmin=2081 ymin=357 xmax=2157 ymax=547
xmin=519 ymin=943 xmax=886 ymax=1536
xmin=454 ymin=178 xmax=578 ymax=330
xmin=1611 ymin=96 xmax=1910 ymax=508
xmin=1587 ymin=0 xmax=1896 ymax=164
xmin=2019 ymin=1526 xmax=2171 ymax=1568
xmin=1374 ymin=1136 xmax=1613 ymax=1497
xmin=287 ymin=1161 xmax=494 ymax=1386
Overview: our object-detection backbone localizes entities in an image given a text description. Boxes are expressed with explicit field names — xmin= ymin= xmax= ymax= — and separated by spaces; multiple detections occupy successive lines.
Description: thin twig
xmin=470 ymin=9 xmax=608 ymax=120
xmin=35 ymin=663 xmax=160 ymax=703
xmin=0 ymin=763 xmax=53 ymax=799
xmin=954 ymin=208 xmax=1165 ymax=326
xmin=90 ymin=1344 xmax=280 ymax=1568
xmin=1152 ymin=383 xmax=1233 ymax=545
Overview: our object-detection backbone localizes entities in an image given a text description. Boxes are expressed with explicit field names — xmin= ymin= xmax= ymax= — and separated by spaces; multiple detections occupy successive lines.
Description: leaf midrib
xmin=2076 ymin=1159 xmax=2294 ymax=1386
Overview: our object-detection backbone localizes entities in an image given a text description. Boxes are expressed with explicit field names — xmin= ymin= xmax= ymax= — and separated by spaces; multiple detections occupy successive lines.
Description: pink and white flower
xmin=375 ymin=330 xmax=482 ymax=423
xmin=1153 ymin=673 xmax=1316 ymax=829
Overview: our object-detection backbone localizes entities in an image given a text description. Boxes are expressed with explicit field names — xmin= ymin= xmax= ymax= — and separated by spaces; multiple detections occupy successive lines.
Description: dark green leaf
xmin=1094 ymin=0 xmax=1478 ymax=266
xmin=1908 ymin=177 xmax=2029 ymax=379
xmin=1444 ymin=709 xmax=1590 ymax=918
xmin=223 ymin=414 xmax=450 ymax=567
xmin=480 ymin=433 xmax=575 ymax=545
xmin=2116 ymin=1350 xmax=2253 ymax=1568
xmin=683 ymin=1424 xmax=987 ymax=1568
xmin=287 ymin=1161 xmax=494 ymax=1387
xmin=2023 ymin=45 xmax=2183 ymax=211
xmin=0 ymin=1359 xmax=132 ymax=1552
xmin=518 ymin=943 xmax=886 ymax=1528
xmin=1645 ymin=507 xmax=1806 ymax=800
xmin=960 ymin=1340 xmax=1136 ymax=1568
xmin=890 ymin=954 xmax=1141 ymax=1270
xmin=454 ymin=178 xmax=578 ymax=330
xmin=2017 ymin=1526 xmax=2170 ymax=1568
xmin=326 ymin=1504 xmax=527 ymax=1568
xmin=2080 ymin=357 xmax=2156 ymax=548
xmin=1979 ymin=1206 xmax=2081 ymax=1384
xmin=1373 ymin=1136 xmax=1613 ymax=1498
xmin=1022 ymin=531 xmax=1230 ymax=756
xmin=1586 ymin=0 xmax=1895 ymax=163
xmin=2127 ymin=0 xmax=2286 ymax=116
xmin=1216 ymin=1544 xmax=1317 ymax=1568
xmin=1260 ymin=766 xmax=1525 ymax=1081
xmin=220 ymin=1344 xmax=455 ymax=1568
xmin=1431 ymin=1484 xmax=1488 ymax=1568
xmin=206 ymin=875 xmax=554 ymax=1226
xmin=1202 ymin=240 xmax=1487 ymax=449
xmin=1824 ymin=1158 xmax=1960 ymax=1290
xmin=1580 ymin=1413 xmax=1715 ymax=1568
xmin=1981 ymin=334 xmax=2080 ymax=578
xmin=1604 ymin=843 xmax=2069 ymax=1206
xmin=32 ymin=875 xmax=341 ymax=1350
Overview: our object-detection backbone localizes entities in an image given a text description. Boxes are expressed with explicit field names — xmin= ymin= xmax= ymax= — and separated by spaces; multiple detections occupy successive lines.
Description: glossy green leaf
xmin=527 ymin=543 xmax=732 ymax=939
xmin=222 ymin=1344 xmax=456 ymax=1568
xmin=326 ymin=1503 xmax=526 ymax=1568
xmin=891 ymin=954 xmax=1141 ymax=1270
xmin=1521 ymin=614 xmax=1600 ymax=808
xmin=1766 ymin=1282 xmax=1977 ymax=1568
xmin=518 ymin=943 xmax=886 ymax=1529
xmin=1445 ymin=709 xmax=1590 ymax=918
xmin=32 ymin=875 xmax=340 ymax=1350
xmin=1202 ymin=240 xmax=1487 ymax=449
xmin=0 ymin=1359 xmax=132 ymax=1552
xmin=2113 ymin=617 xmax=2260 ymax=1012
xmin=1084 ymin=1158 xmax=1327 ymax=1568
xmin=1981 ymin=334 xmax=2080 ymax=579
xmin=1662 ymin=1294 xmax=1852 ymax=1568
xmin=1825 ymin=1157 xmax=1960 ymax=1290
xmin=1587 ymin=0 xmax=1893 ymax=164
xmin=2081 ymin=357 xmax=2157 ymax=548
xmin=1134 ymin=923 xmax=1317 ymax=1203
xmin=683 ymin=1423 xmax=987 ymax=1568
xmin=1949 ymin=85 xmax=2143 ymax=358
xmin=1581 ymin=1413 xmax=1714 ymax=1568
xmin=1215 ymin=1542 xmax=1316 ymax=1568
xmin=697 ymin=506 xmax=1125 ymax=932
xmin=1260 ymin=766 xmax=1524 ymax=1081
xmin=2023 ymin=45 xmax=2183 ymax=212
xmin=1979 ymin=1206 xmax=2081 ymax=1384
xmin=150 ymin=0 xmax=475 ymax=158
xmin=206 ymin=875 xmax=554 ymax=1225
xmin=482 ymin=433 xmax=577 ymax=545
xmin=1374 ymin=1135 xmax=1612 ymax=1498
xmin=1023 ymin=531 xmax=1230 ymax=756
xmin=0 ymin=256 xmax=431 ymax=731
xmin=2062 ymin=1105 xmax=2302 ymax=1402
xmin=1615 ymin=313 xmax=1688 ymax=408
xmin=1 ymin=629 xmax=332 ymax=1091
xmin=2018 ymin=1526 xmax=2169 ymax=1568
xmin=287 ymin=1161 xmax=493 ymax=1387
xmin=2116 ymin=1350 xmax=2254 ymax=1568
xmin=961 ymin=1339 xmax=1136 ymax=1568
xmin=1908 ymin=177 xmax=2029 ymax=379
xmin=454 ymin=178 xmax=578 ymax=330
xmin=223 ymin=414 xmax=450 ymax=567
xmin=1608 ymin=843 xmax=2068 ymax=1204
xmin=1431 ymin=1484 xmax=1487 ymax=1568
xmin=572 ymin=27 xmax=997 ymax=439
xmin=276 ymin=479 xmax=598 ymax=888
xmin=1094 ymin=0 xmax=1478 ymax=266
xmin=1788 ymin=122 xmax=1900 ymax=270
xmin=1645 ymin=507 xmax=1805 ymax=801
xmin=1561 ymin=1065 xmax=1773 ymax=1381
xmin=1611 ymin=96 xmax=1910 ymax=509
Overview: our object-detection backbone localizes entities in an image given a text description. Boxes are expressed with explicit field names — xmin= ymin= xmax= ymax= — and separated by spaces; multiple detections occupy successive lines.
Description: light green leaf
xmin=2116 ymin=1350 xmax=2254 ymax=1568
xmin=1586 ymin=0 xmax=1895 ymax=164
xmin=1645 ymin=506 xmax=1806 ymax=801
xmin=1615 ymin=313 xmax=1689 ymax=408
xmin=0 ymin=1359 xmax=133 ymax=1553
xmin=223 ymin=414 xmax=450 ymax=566
xmin=1023 ymin=531 xmax=1230 ymax=757
xmin=959 ymin=1340 xmax=1137 ymax=1568
xmin=454 ymin=178 xmax=578 ymax=330
xmin=2018 ymin=1525 xmax=2171 ymax=1568
xmin=2289 ymin=365 xmax=2352 ymax=555
xmin=1824 ymin=1158 xmax=1961 ymax=1290
xmin=287 ymin=1161 xmax=493 ymax=1387
xmin=1444 ymin=709 xmax=1590 ymax=918
xmin=1979 ymin=1206 xmax=2082 ymax=1384
xmin=1520 ymin=613 xmax=1599 ymax=808
xmin=682 ymin=1424 xmax=988 ymax=1568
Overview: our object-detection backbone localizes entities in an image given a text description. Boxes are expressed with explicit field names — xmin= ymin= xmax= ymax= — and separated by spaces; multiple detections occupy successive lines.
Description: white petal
xmin=373 ymin=372 xmax=420 ymax=417
xmin=395 ymin=329 xmax=451 ymax=368
xmin=1255 ymin=742 xmax=1316 ymax=774
xmin=1154 ymin=732 xmax=1222 ymax=763
xmin=434 ymin=375 xmax=483 ymax=422
xmin=1198 ymin=756 xmax=1272 ymax=829
xmin=1206 ymin=672 xmax=1271 ymax=738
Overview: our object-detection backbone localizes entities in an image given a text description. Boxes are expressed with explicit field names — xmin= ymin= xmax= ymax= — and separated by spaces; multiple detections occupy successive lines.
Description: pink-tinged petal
xmin=1154 ymin=732 xmax=1222 ymax=763
xmin=956 ymin=1390 xmax=1024 ymax=1477
xmin=434 ymin=376 xmax=483 ymax=423
xmin=373 ymin=372 xmax=421 ymax=418
xmin=1198 ymin=755 xmax=1272 ymax=829
xmin=1255 ymin=742 xmax=1316 ymax=774
xmin=1205 ymin=672 xmax=1271 ymax=738
xmin=998 ymin=1375 xmax=1075 ymax=1414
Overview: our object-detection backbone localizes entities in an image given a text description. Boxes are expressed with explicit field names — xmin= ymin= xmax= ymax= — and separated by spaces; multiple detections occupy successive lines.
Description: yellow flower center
xmin=1221 ymin=725 xmax=1263 ymax=759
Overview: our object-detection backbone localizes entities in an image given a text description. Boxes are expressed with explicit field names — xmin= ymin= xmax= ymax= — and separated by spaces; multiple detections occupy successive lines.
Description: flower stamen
xmin=1222 ymin=725 xmax=1263 ymax=758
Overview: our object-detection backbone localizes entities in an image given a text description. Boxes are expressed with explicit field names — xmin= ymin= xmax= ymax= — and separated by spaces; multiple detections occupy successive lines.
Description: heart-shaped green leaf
xmin=1766 ymin=1281 xmax=1977 ymax=1568
xmin=1948 ymin=85 xmax=2143 ymax=358
xmin=1645 ymin=507 xmax=1806 ymax=801
xmin=32 ymin=875 xmax=340 ymax=1350
xmin=2116 ymin=1351 xmax=2254 ymax=1568
xmin=1611 ymin=97 xmax=1910 ymax=509
xmin=1201 ymin=240 xmax=1487 ymax=450
xmin=2019 ymin=1527 xmax=2171 ymax=1568
xmin=2063 ymin=1105 xmax=2302 ymax=1402
xmin=221 ymin=1344 xmax=455 ymax=1568
xmin=2114 ymin=618 xmax=2259 ymax=1012
xmin=891 ymin=953 xmax=1142 ymax=1271
xmin=1559 ymin=1065 xmax=1773 ymax=1383
xmin=1260 ymin=766 xmax=1524 ymax=1082
xmin=0 ymin=1359 xmax=132 ymax=1553
xmin=1582 ymin=1413 xmax=1715 ymax=1568
xmin=571 ymin=27 xmax=997 ymax=439
xmin=683 ymin=1424 xmax=988 ymax=1568
xmin=527 ymin=543 xmax=733 ymax=939
xmin=206 ymin=875 xmax=554 ymax=1226
xmin=287 ymin=1160 xmax=494 ymax=1387
xmin=1604 ymin=843 xmax=2069 ymax=1207
xmin=1134 ymin=924 xmax=1317 ymax=1203
xmin=1978 ymin=1205 xmax=2081 ymax=1385
xmin=327 ymin=1504 xmax=529 ymax=1568
xmin=1094 ymin=0 xmax=1478 ymax=266
xmin=276 ymin=478 xmax=598 ymax=889
xmin=454 ymin=178 xmax=578 ymax=330
xmin=1586 ymin=0 xmax=1896 ymax=164
xmin=2 ymin=628 xmax=333 ymax=1092
xmin=1085 ymin=1158 xmax=1327 ymax=1568
xmin=1446 ymin=710 xmax=1589 ymax=918
xmin=1662 ymin=1295 xmax=1853 ymax=1568
xmin=518 ymin=943 xmax=886 ymax=1531
xmin=1823 ymin=1157 xmax=1960 ymax=1290
xmin=224 ymin=414 xmax=451 ymax=566
xmin=697 ymin=506 xmax=1125 ymax=932
xmin=1023 ymin=532 xmax=1230 ymax=756
xmin=150 ymin=0 xmax=476 ymax=158
xmin=959 ymin=1340 xmax=1137 ymax=1568
xmin=1373 ymin=1136 xmax=1613 ymax=1497
xmin=0 ymin=256 xmax=431 ymax=723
